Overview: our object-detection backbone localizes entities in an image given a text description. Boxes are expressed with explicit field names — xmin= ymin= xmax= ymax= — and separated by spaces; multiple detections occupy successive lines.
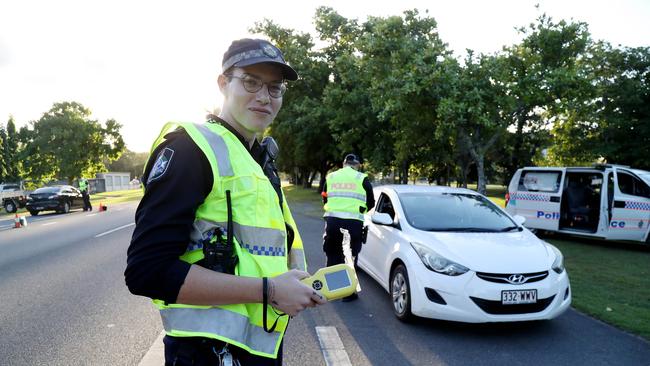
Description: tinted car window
xmin=33 ymin=187 xmax=61 ymax=194
xmin=399 ymin=193 xmax=517 ymax=232
xmin=618 ymin=172 xmax=650 ymax=198
xmin=376 ymin=193 xmax=396 ymax=220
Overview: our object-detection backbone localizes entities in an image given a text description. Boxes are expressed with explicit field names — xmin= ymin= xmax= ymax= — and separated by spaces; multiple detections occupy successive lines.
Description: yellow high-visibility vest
xmin=324 ymin=166 xmax=368 ymax=221
xmin=146 ymin=122 xmax=306 ymax=359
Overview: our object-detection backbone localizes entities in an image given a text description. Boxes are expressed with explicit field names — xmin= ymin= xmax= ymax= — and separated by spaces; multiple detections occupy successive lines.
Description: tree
xmin=0 ymin=123 xmax=6 ymax=182
xmin=315 ymin=7 xmax=393 ymax=181
xmin=594 ymin=45 xmax=650 ymax=169
xmin=438 ymin=52 xmax=513 ymax=194
xmin=354 ymin=9 xmax=452 ymax=183
xmin=19 ymin=102 xmax=125 ymax=184
xmin=502 ymin=15 xmax=593 ymax=177
xmin=105 ymin=149 xmax=149 ymax=179
xmin=252 ymin=19 xmax=337 ymax=188
xmin=1 ymin=116 xmax=21 ymax=182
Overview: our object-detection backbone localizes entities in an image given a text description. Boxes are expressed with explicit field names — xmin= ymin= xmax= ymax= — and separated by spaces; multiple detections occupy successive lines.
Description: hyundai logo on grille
xmin=507 ymin=274 xmax=527 ymax=284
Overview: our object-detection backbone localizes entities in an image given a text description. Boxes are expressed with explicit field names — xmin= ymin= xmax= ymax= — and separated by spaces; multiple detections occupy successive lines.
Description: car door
xmin=510 ymin=169 xmax=564 ymax=231
xmin=70 ymin=187 xmax=84 ymax=209
xmin=59 ymin=188 xmax=73 ymax=209
xmin=365 ymin=192 xmax=403 ymax=286
xmin=607 ymin=168 xmax=650 ymax=242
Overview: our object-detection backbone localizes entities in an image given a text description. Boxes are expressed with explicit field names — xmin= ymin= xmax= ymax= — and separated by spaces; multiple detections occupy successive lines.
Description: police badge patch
xmin=262 ymin=44 xmax=278 ymax=59
xmin=148 ymin=147 xmax=174 ymax=184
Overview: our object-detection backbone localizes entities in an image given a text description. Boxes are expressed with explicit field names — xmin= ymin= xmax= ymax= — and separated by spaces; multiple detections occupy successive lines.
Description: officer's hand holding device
xmin=301 ymin=264 xmax=359 ymax=300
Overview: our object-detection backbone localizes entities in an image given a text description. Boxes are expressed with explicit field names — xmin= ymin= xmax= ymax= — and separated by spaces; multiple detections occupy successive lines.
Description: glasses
xmin=227 ymin=74 xmax=287 ymax=98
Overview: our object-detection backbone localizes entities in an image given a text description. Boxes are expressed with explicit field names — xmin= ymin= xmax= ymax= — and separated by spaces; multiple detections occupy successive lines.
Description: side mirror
xmin=371 ymin=212 xmax=394 ymax=226
xmin=513 ymin=215 xmax=526 ymax=226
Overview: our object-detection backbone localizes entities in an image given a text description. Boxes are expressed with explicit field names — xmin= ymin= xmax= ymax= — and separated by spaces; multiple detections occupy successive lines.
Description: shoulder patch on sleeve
xmin=147 ymin=147 xmax=175 ymax=184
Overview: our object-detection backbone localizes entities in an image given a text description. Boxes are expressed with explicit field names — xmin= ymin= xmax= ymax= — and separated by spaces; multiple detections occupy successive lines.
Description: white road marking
xmin=316 ymin=326 xmax=353 ymax=366
xmin=138 ymin=331 xmax=165 ymax=366
xmin=95 ymin=223 xmax=135 ymax=238
xmin=42 ymin=222 xmax=57 ymax=226
xmin=86 ymin=213 xmax=97 ymax=217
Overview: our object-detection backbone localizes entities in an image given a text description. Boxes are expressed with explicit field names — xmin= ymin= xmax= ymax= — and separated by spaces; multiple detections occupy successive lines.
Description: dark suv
xmin=26 ymin=185 xmax=84 ymax=215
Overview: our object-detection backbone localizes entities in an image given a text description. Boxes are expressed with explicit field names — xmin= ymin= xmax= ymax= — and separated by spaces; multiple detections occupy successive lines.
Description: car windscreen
xmin=399 ymin=192 xmax=518 ymax=232
xmin=32 ymin=187 xmax=61 ymax=194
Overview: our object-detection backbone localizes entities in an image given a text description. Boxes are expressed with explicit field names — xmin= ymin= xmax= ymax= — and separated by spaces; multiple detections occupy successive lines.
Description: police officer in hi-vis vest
xmin=79 ymin=178 xmax=92 ymax=211
xmin=125 ymin=39 xmax=326 ymax=366
xmin=321 ymin=154 xmax=375 ymax=301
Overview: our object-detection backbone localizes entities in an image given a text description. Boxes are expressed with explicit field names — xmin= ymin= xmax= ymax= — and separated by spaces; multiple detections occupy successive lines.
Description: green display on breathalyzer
xmin=301 ymin=264 xmax=359 ymax=300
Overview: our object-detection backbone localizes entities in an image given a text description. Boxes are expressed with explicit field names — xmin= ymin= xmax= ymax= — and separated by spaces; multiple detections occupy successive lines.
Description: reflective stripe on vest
xmin=160 ymin=307 xmax=280 ymax=356
xmin=324 ymin=211 xmax=365 ymax=221
xmin=288 ymin=248 xmax=305 ymax=270
xmin=194 ymin=123 xmax=233 ymax=176
xmin=326 ymin=191 xmax=366 ymax=202
xmin=187 ymin=220 xmax=286 ymax=256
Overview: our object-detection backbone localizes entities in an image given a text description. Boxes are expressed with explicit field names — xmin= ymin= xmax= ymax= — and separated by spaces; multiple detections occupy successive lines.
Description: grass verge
xmin=545 ymin=237 xmax=650 ymax=341
xmin=89 ymin=188 xmax=144 ymax=206
xmin=284 ymin=183 xmax=650 ymax=341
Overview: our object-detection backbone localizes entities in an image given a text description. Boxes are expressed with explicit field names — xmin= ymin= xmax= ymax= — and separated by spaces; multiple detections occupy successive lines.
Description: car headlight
xmin=27 ymin=196 xmax=33 ymax=201
xmin=48 ymin=195 xmax=57 ymax=199
xmin=549 ymin=244 xmax=565 ymax=274
xmin=410 ymin=242 xmax=469 ymax=276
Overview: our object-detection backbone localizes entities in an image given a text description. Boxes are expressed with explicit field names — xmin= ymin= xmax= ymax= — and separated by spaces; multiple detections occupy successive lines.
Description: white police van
xmin=505 ymin=165 xmax=650 ymax=243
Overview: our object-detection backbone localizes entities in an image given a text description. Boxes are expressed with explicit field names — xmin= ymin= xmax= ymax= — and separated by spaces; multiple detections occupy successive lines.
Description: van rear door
xmin=507 ymin=169 xmax=565 ymax=231
xmin=607 ymin=168 xmax=650 ymax=242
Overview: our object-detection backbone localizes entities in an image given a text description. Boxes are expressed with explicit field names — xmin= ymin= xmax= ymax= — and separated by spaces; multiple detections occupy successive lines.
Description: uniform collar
xmin=206 ymin=115 xmax=264 ymax=165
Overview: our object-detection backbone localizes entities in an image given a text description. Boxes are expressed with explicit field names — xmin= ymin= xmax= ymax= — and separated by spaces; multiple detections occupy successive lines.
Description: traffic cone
xmin=19 ymin=216 xmax=27 ymax=227
xmin=99 ymin=202 xmax=106 ymax=212
xmin=14 ymin=214 xmax=21 ymax=228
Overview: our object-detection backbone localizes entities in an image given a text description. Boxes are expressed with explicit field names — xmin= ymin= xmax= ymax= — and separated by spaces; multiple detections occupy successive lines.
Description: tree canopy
xmin=251 ymin=9 xmax=650 ymax=188
xmin=19 ymin=102 xmax=125 ymax=184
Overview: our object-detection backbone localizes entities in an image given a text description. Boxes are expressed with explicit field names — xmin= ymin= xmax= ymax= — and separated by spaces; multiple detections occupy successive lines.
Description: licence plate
xmin=501 ymin=289 xmax=537 ymax=305
xmin=35 ymin=207 xmax=44 ymax=210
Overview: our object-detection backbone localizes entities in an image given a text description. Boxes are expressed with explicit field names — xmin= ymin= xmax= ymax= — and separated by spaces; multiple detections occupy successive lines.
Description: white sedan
xmin=358 ymin=185 xmax=571 ymax=323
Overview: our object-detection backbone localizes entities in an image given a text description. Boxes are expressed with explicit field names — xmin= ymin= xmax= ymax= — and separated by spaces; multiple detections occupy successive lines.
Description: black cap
xmin=344 ymin=154 xmax=361 ymax=165
xmin=222 ymin=38 xmax=298 ymax=81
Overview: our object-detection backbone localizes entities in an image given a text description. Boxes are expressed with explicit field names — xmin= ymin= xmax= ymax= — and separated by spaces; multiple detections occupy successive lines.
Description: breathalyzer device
xmin=301 ymin=264 xmax=359 ymax=300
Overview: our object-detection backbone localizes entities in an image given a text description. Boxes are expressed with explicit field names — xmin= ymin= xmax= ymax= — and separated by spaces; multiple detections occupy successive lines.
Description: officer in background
xmin=125 ymin=38 xmax=325 ymax=366
xmin=79 ymin=177 xmax=92 ymax=211
xmin=321 ymin=153 xmax=375 ymax=301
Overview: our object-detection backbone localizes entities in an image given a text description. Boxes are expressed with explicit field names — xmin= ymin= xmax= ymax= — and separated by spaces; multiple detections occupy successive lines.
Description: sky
xmin=1 ymin=0 xmax=648 ymax=152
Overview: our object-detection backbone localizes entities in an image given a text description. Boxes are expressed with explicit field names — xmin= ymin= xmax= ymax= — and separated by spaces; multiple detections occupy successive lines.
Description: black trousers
xmin=322 ymin=217 xmax=363 ymax=267
xmin=81 ymin=191 xmax=92 ymax=211
xmin=164 ymin=336 xmax=282 ymax=366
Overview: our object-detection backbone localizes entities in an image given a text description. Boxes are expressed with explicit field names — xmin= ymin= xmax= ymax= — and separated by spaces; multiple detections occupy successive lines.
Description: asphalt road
xmin=0 ymin=200 xmax=649 ymax=365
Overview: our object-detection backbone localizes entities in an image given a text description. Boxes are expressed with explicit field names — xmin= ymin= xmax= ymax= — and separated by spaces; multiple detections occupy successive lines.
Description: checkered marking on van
xmin=624 ymin=201 xmax=650 ymax=211
xmin=242 ymin=244 xmax=286 ymax=257
xmin=512 ymin=193 xmax=551 ymax=202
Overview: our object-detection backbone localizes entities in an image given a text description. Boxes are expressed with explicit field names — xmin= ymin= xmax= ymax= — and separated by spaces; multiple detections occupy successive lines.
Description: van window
xmin=618 ymin=172 xmax=650 ymax=198
xmin=518 ymin=171 xmax=561 ymax=193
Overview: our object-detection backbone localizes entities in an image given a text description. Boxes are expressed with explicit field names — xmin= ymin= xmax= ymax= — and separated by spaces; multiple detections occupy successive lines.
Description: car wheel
xmin=28 ymin=210 xmax=39 ymax=216
xmin=390 ymin=264 xmax=413 ymax=321
xmin=4 ymin=200 xmax=17 ymax=213
xmin=62 ymin=202 xmax=70 ymax=214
